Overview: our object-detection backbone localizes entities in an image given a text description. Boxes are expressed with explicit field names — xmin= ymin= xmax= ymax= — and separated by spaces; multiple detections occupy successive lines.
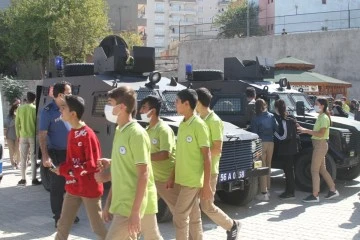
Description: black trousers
xmin=279 ymin=154 xmax=296 ymax=194
xmin=48 ymin=149 xmax=66 ymax=220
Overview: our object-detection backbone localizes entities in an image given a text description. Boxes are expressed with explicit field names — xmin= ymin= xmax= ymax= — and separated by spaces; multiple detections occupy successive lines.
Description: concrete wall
xmin=178 ymin=29 xmax=360 ymax=99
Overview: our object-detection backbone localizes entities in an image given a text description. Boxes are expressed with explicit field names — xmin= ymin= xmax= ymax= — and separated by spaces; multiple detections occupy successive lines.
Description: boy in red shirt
xmin=53 ymin=95 xmax=107 ymax=240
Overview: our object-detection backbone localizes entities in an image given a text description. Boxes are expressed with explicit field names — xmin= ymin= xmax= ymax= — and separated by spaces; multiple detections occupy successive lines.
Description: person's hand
xmin=102 ymin=206 xmax=113 ymax=223
xmin=297 ymin=126 xmax=307 ymax=134
xmin=97 ymin=158 xmax=111 ymax=171
xmin=201 ymin=184 xmax=212 ymax=200
xmin=166 ymin=177 xmax=174 ymax=189
xmin=128 ymin=211 xmax=141 ymax=237
xmin=42 ymin=157 xmax=52 ymax=168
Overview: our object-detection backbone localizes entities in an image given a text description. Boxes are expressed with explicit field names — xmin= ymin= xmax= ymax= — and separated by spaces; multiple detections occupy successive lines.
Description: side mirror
xmin=296 ymin=101 xmax=305 ymax=116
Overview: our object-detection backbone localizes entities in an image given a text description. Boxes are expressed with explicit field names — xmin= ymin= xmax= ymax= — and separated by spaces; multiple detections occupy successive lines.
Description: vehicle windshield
xmin=136 ymin=90 xmax=178 ymax=115
xmin=278 ymin=94 xmax=295 ymax=110
xmin=291 ymin=93 xmax=314 ymax=110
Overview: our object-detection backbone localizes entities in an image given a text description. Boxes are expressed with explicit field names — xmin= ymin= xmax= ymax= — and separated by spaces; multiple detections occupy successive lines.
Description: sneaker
xmin=226 ymin=220 xmax=241 ymax=240
xmin=279 ymin=192 xmax=295 ymax=200
xmin=17 ymin=179 xmax=26 ymax=186
xmin=256 ymin=193 xmax=270 ymax=201
xmin=302 ymin=194 xmax=319 ymax=203
xmin=324 ymin=190 xmax=339 ymax=200
xmin=32 ymin=179 xmax=42 ymax=185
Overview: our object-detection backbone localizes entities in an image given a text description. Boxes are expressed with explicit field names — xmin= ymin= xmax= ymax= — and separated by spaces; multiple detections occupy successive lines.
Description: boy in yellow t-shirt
xmin=139 ymin=96 xmax=178 ymax=216
xmin=194 ymin=88 xmax=241 ymax=240
xmin=98 ymin=86 xmax=162 ymax=240
xmin=173 ymin=89 xmax=212 ymax=240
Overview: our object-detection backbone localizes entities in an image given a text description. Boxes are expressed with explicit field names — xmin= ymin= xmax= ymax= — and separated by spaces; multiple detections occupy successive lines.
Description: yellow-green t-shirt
xmin=312 ymin=113 xmax=330 ymax=140
xmin=342 ymin=103 xmax=350 ymax=113
xmin=175 ymin=115 xmax=210 ymax=188
xmin=110 ymin=121 xmax=158 ymax=217
xmin=15 ymin=103 xmax=36 ymax=138
xmin=203 ymin=111 xmax=224 ymax=174
xmin=146 ymin=120 xmax=176 ymax=182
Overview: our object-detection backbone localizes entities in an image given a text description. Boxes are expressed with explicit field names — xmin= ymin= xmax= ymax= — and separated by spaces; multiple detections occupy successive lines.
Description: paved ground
xmin=1 ymin=147 xmax=360 ymax=240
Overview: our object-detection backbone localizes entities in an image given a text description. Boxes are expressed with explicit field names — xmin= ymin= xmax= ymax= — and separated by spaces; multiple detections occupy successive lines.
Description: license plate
xmin=219 ymin=170 xmax=245 ymax=183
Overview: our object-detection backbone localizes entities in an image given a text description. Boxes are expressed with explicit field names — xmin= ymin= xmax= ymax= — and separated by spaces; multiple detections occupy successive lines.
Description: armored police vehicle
xmin=183 ymin=56 xmax=360 ymax=192
xmin=35 ymin=36 xmax=268 ymax=222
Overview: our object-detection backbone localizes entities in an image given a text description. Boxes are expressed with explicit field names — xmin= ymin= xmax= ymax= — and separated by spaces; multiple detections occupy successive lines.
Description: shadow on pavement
xmin=339 ymin=202 xmax=360 ymax=230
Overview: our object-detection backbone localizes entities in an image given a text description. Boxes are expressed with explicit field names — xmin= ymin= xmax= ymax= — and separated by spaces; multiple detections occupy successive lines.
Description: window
xmin=198 ymin=7 xmax=203 ymax=12
xmin=155 ymin=14 xmax=165 ymax=23
xmin=92 ymin=92 xmax=108 ymax=116
xmin=213 ymin=98 xmax=241 ymax=113
xmin=322 ymin=0 xmax=326 ymax=4
xmin=271 ymin=24 xmax=273 ymax=30
xmin=155 ymin=3 xmax=164 ymax=12
xmin=268 ymin=0 xmax=270 ymax=3
xmin=155 ymin=37 xmax=165 ymax=47
xmin=198 ymin=18 xmax=203 ymax=23
xmin=271 ymin=0 xmax=274 ymax=2
xmin=155 ymin=26 xmax=164 ymax=35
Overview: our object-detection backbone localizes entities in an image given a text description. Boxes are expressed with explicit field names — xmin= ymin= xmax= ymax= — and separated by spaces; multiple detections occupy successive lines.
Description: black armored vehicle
xmin=35 ymin=36 xmax=268 ymax=222
xmin=183 ymin=56 xmax=360 ymax=192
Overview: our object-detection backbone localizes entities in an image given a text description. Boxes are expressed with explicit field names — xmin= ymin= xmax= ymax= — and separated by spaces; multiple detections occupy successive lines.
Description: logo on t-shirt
xmin=186 ymin=136 xmax=193 ymax=143
xmin=119 ymin=146 xmax=126 ymax=155
xmin=152 ymin=138 xmax=158 ymax=145
xmin=78 ymin=142 xmax=82 ymax=147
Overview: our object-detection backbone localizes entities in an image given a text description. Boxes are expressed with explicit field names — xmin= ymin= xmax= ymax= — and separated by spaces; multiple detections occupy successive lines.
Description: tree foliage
xmin=120 ymin=31 xmax=144 ymax=50
xmin=1 ymin=76 xmax=27 ymax=105
xmin=2 ymin=0 xmax=111 ymax=77
xmin=214 ymin=1 xmax=264 ymax=38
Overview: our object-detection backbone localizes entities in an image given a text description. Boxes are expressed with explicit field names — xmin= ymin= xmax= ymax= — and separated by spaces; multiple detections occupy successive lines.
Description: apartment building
xmin=258 ymin=0 xmax=360 ymax=35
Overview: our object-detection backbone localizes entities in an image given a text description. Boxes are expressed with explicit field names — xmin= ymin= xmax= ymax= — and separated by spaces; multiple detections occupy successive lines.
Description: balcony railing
xmin=169 ymin=8 xmax=196 ymax=15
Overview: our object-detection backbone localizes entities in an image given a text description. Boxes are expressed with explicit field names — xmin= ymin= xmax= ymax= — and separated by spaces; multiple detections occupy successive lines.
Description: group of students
xmin=4 ymin=92 xmax=42 ymax=186
xmin=246 ymin=87 xmax=340 ymax=203
xmin=42 ymin=83 xmax=241 ymax=240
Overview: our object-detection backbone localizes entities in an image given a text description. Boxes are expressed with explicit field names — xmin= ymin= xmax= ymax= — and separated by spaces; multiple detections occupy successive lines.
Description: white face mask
xmin=104 ymin=105 xmax=118 ymax=123
xmin=314 ymin=105 xmax=321 ymax=113
xmin=140 ymin=110 xmax=153 ymax=122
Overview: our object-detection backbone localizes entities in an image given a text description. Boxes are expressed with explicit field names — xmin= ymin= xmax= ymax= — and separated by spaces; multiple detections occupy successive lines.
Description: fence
xmin=175 ymin=8 xmax=360 ymax=41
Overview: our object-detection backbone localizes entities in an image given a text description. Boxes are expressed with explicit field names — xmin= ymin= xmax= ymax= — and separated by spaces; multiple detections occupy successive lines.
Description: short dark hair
xmin=255 ymin=98 xmax=267 ymax=115
xmin=65 ymin=95 xmax=85 ymax=120
xmin=140 ymin=95 xmax=162 ymax=116
xmin=196 ymin=88 xmax=212 ymax=107
xmin=334 ymin=100 xmax=342 ymax=106
xmin=246 ymin=87 xmax=256 ymax=98
xmin=53 ymin=81 xmax=71 ymax=98
xmin=26 ymin=91 xmax=36 ymax=103
xmin=108 ymin=86 xmax=137 ymax=114
xmin=177 ymin=89 xmax=198 ymax=110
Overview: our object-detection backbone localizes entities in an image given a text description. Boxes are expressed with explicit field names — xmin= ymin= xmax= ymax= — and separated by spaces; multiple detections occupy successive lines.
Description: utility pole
xmin=247 ymin=0 xmax=250 ymax=37
xmin=178 ymin=20 xmax=181 ymax=41
xmin=348 ymin=2 xmax=351 ymax=29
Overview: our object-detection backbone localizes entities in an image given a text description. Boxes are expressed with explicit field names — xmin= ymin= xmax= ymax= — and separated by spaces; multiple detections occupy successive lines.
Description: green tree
xmin=4 ymin=0 xmax=111 ymax=78
xmin=214 ymin=1 xmax=264 ymax=38
xmin=120 ymin=31 xmax=144 ymax=50
xmin=1 ymin=76 xmax=27 ymax=105
xmin=0 ymin=11 xmax=16 ymax=76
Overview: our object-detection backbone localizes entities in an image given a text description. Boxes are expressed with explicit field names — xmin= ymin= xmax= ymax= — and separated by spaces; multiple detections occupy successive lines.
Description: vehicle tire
xmin=40 ymin=164 xmax=51 ymax=192
xmin=337 ymin=163 xmax=360 ymax=180
xmin=216 ymin=177 xmax=258 ymax=206
xmin=295 ymin=151 xmax=336 ymax=192
xmin=156 ymin=198 xmax=172 ymax=223
xmin=192 ymin=70 xmax=224 ymax=81
xmin=64 ymin=63 xmax=94 ymax=77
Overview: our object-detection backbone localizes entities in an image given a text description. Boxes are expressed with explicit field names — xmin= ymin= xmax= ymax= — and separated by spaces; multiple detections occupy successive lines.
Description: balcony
xmin=169 ymin=19 xmax=195 ymax=26
xmin=169 ymin=8 xmax=196 ymax=15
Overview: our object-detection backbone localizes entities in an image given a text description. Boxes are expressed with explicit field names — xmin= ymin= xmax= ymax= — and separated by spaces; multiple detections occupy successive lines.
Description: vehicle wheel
xmin=216 ymin=177 xmax=258 ymax=206
xmin=192 ymin=70 xmax=224 ymax=81
xmin=337 ymin=163 xmax=360 ymax=180
xmin=156 ymin=198 xmax=172 ymax=223
xmin=40 ymin=164 xmax=51 ymax=192
xmin=64 ymin=63 xmax=94 ymax=77
xmin=295 ymin=151 xmax=336 ymax=192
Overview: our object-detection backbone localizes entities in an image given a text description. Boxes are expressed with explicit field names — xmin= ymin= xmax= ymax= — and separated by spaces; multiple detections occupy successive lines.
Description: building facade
xmin=258 ymin=0 xmax=360 ymax=35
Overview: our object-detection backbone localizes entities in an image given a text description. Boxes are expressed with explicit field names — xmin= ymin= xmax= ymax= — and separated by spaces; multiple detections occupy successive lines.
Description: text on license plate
xmin=219 ymin=170 xmax=245 ymax=183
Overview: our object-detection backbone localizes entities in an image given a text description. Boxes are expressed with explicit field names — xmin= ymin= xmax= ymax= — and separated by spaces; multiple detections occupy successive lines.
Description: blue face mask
xmin=60 ymin=115 xmax=71 ymax=130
